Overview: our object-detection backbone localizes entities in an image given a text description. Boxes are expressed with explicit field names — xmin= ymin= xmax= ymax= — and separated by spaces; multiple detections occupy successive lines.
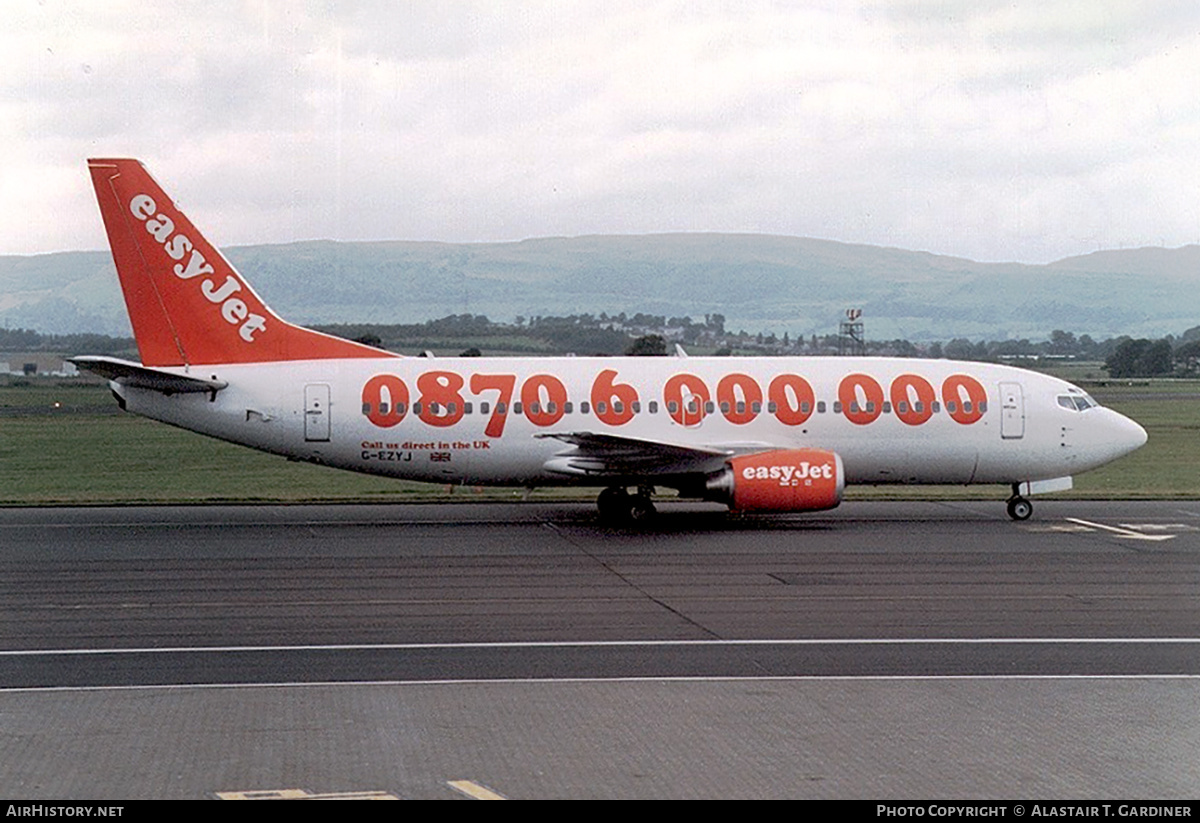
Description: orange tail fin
xmin=88 ymin=158 xmax=394 ymax=367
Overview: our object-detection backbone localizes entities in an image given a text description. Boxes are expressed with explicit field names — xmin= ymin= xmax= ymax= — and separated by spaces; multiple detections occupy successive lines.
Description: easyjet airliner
xmin=72 ymin=159 xmax=1148 ymax=522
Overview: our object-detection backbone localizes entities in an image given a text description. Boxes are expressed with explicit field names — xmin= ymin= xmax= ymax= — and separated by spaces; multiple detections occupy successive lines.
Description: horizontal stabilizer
xmin=69 ymin=356 xmax=228 ymax=395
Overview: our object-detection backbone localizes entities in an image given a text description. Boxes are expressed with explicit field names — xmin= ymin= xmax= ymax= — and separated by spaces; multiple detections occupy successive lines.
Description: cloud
xmin=3 ymin=0 xmax=1200 ymax=262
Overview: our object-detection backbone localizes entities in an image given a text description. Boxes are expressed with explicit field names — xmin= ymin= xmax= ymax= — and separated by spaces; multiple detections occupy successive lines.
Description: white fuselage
xmin=114 ymin=355 xmax=1147 ymax=490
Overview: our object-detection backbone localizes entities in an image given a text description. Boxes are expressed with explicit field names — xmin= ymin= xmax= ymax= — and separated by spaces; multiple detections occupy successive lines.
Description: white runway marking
xmin=2 ymin=673 xmax=1200 ymax=696
xmin=1064 ymin=518 xmax=1176 ymax=541
xmin=2 ymin=637 xmax=1199 ymax=656
xmin=1118 ymin=522 xmax=1199 ymax=532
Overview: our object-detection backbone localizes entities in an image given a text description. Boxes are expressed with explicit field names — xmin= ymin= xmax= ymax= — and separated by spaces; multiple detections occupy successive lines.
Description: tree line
xmin=3 ymin=316 xmax=1200 ymax=378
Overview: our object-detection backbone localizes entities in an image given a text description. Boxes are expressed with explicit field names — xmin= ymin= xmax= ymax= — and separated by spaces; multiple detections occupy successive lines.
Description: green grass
xmin=1072 ymin=396 xmax=1200 ymax=498
xmin=0 ymin=379 xmax=116 ymax=412
xmin=1 ymin=381 xmax=1197 ymax=505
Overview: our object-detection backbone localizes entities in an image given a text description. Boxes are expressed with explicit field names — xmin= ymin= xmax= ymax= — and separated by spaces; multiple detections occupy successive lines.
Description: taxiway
xmin=1 ymin=501 xmax=1197 ymax=798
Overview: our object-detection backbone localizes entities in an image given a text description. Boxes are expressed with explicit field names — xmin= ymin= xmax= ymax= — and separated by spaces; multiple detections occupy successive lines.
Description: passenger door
xmin=999 ymin=381 xmax=1025 ymax=439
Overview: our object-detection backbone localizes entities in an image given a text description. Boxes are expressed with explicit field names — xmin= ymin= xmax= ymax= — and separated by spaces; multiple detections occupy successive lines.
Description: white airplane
xmin=73 ymin=158 xmax=1148 ymax=522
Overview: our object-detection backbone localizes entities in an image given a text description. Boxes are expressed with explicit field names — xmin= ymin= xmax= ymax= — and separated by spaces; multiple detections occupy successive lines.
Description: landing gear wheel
xmin=1006 ymin=496 xmax=1033 ymax=521
xmin=597 ymin=486 xmax=631 ymax=521
xmin=628 ymin=496 xmax=657 ymax=524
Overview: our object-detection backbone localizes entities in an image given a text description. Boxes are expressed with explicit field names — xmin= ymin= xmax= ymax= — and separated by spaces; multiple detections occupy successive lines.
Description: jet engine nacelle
xmin=706 ymin=449 xmax=844 ymax=512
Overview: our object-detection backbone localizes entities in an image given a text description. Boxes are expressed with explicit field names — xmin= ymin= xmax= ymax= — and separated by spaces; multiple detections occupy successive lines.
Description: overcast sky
xmin=5 ymin=0 xmax=1200 ymax=262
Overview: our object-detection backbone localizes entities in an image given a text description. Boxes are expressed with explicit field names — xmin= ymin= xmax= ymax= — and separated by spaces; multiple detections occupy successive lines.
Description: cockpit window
xmin=1057 ymin=392 xmax=1100 ymax=412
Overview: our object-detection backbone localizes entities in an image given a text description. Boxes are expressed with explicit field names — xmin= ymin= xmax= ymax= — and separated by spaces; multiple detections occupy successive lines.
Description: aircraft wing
xmin=69 ymin=356 xmax=228 ymax=395
xmin=535 ymin=431 xmax=735 ymax=478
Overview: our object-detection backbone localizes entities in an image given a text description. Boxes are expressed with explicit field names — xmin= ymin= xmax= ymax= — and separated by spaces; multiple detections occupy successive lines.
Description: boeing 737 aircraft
xmin=73 ymin=158 xmax=1148 ymax=522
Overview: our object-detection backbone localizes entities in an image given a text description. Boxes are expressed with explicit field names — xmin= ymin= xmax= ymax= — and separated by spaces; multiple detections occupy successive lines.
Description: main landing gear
xmin=597 ymin=485 xmax=657 ymax=524
xmin=1006 ymin=484 xmax=1033 ymax=521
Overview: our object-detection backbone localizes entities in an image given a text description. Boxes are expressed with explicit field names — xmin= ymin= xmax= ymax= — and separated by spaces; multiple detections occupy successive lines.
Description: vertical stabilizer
xmin=88 ymin=158 xmax=395 ymax=366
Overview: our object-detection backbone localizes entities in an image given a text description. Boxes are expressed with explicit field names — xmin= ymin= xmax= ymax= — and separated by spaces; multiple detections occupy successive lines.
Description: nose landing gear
xmin=1006 ymin=484 xmax=1033 ymax=521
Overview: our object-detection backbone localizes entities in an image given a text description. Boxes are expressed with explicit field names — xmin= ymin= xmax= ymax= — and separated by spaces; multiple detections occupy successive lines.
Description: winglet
xmin=87 ymin=158 xmax=397 ymax=366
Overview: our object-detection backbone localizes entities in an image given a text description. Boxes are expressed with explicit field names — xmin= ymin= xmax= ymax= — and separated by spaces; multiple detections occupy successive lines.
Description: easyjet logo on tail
xmin=129 ymin=194 xmax=267 ymax=343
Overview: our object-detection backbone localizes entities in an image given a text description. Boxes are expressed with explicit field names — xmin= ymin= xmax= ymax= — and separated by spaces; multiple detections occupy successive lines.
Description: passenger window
xmin=564 ymin=402 xmax=573 ymax=414
xmin=412 ymin=402 xmax=423 ymax=415
xmin=768 ymin=401 xmax=778 ymax=413
xmin=946 ymin=401 xmax=957 ymax=413
xmin=649 ymin=401 xmax=658 ymax=414
xmin=362 ymin=402 xmax=372 ymax=415
xmin=480 ymin=401 xmax=490 ymax=415
xmin=882 ymin=401 xmax=891 ymax=413
xmin=752 ymin=402 xmax=761 ymax=413
xmin=631 ymin=401 xmax=641 ymax=413
xmin=580 ymin=401 xmax=590 ymax=414
xmin=705 ymin=401 xmax=715 ymax=414
xmin=596 ymin=401 xmax=607 ymax=414
xmin=817 ymin=401 xmax=826 ymax=413
xmin=833 ymin=402 xmax=842 ymax=413
xmin=721 ymin=402 xmax=731 ymax=414
xmin=464 ymin=402 xmax=473 ymax=414
xmin=513 ymin=402 xmax=523 ymax=414
xmin=495 ymin=402 xmax=506 ymax=414
xmin=668 ymin=401 xmax=679 ymax=414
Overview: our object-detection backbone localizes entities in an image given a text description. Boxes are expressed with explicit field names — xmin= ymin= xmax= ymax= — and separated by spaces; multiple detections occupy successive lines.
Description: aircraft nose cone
xmin=1074 ymin=408 xmax=1147 ymax=472
xmin=1129 ymin=418 xmax=1148 ymax=450
xmin=1110 ymin=409 xmax=1148 ymax=456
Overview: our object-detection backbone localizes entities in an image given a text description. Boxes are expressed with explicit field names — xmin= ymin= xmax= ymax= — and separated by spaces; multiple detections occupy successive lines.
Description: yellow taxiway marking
xmin=216 ymin=788 xmax=398 ymax=800
xmin=447 ymin=780 xmax=507 ymax=800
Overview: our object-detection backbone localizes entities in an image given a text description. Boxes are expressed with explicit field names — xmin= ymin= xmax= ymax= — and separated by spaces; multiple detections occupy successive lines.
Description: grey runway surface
xmin=2 ymin=500 xmax=1199 ymax=798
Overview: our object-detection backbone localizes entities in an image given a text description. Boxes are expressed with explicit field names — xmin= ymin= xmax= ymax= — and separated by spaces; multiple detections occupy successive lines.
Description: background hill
xmin=3 ymin=234 xmax=1197 ymax=340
